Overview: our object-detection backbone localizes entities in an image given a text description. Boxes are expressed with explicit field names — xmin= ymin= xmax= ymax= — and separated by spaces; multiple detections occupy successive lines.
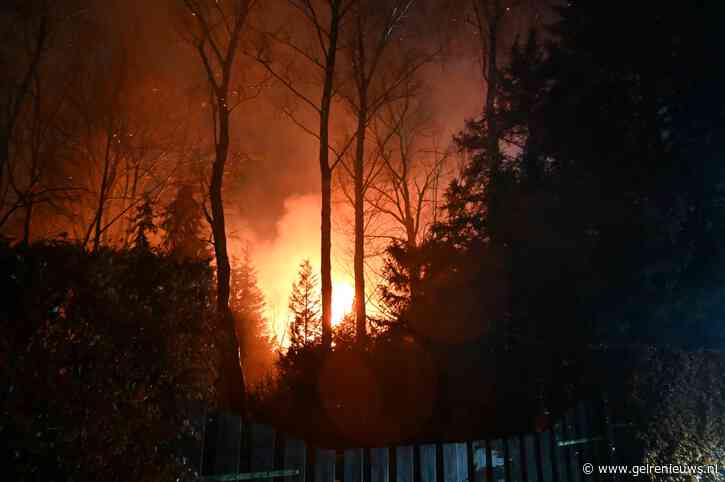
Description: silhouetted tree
xmin=337 ymin=0 xmax=436 ymax=341
xmin=427 ymin=1 xmax=725 ymax=353
xmin=0 ymin=0 xmax=53 ymax=194
xmin=178 ymin=0 xmax=256 ymax=412
xmin=288 ymin=258 xmax=322 ymax=348
xmin=231 ymin=247 xmax=274 ymax=386
xmin=129 ymin=196 xmax=156 ymax=250
xmin=161 ymin=185 xmax=209 ymax=260
xmin=367 ymin=79 xmax=450 ymax=314
xmin=254 ymin=0 xmax=356 ymax=351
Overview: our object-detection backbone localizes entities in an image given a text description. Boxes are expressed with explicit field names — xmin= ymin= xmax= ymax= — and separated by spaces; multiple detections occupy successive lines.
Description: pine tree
xmin=287 ymin=259 xmax=321 ymax=348
xmin=231 ymin=247 xmax=273 ymax=385
xmin=160 ymin=185 xmax=209 ymax=260
xmin=332 ymin=313 xmax=355 ymax=347
xmin=231 ymin=247 xmax=266 ymax=325
xmin=129 ymin=196 xmax=157 ymax=251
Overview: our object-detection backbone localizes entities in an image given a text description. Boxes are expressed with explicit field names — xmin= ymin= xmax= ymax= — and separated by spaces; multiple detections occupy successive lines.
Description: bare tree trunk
xmin=211 ymin=110 xmax=232 ymax=314
xmin=1 ymin=9 xmax=49 ymax=193
xmin=354 ymin=98 xmax=367 ymax=341
xmin=320 ymin=162 xmax=333 ymax=349
xmin=208 ymin=101 xmax=246 ymax=417
xmin=181 ymin=0 xmax=252 ymax=414
xmin=342 ymin=0 xmax=425 ymax=342
xmin=403 ymin=186 xmax=421 ymax=304
xmin=210 ymin=48 xmax=246 ymax=419
xmin=252 ymin=0 xmax=353 ymax=350
xmin=91 ymin=131 xmax=114 ymax=250
xmin=319 ymin=1 xmax=342 ymax=352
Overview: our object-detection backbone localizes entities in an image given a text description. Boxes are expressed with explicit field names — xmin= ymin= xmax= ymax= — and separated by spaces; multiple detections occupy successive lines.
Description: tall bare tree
xmin=337 ymin=0 xmax=437 ymax=340
xmin=367 ymin=80 xmax=449 ymax=306
xmin=59 ymin=31 xmax=176 ymax=251
xmin=253 ymin=0 xmax=355 ymax=351
xmin=1 ymin=59 xmax=81 ymax=242
xmin=179 ymin=0 xmax=255 ymax=413
xmin=0 ymin=1 xmax=91 ymax=240
xmin=0 ymin=1 xmax=53 ymax=196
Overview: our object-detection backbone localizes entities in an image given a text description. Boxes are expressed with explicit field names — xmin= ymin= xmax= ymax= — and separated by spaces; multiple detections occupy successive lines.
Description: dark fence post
xmin=314 ymin=448 xmax=335 ymax=482
xmin=396 ymin=446 xmax=414 ymax=482
xmin=345 ymin=448 xmax=364 ymax=482
xmin=371 ymin=447 xmax=390 ymax=482
xmin=211 ymin=412 xmax=242 ymax=476
xmin=466 ymin=442 xmax=475 ymax=482
xmin=284 ymin=437 xmax=306 ymax=482
xmin=420 ymin=444 xmax=436 ymax=482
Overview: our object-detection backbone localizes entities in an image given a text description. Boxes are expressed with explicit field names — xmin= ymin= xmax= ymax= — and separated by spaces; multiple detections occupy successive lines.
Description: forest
xmin=3 ymin=0 xmax=725 ymax=480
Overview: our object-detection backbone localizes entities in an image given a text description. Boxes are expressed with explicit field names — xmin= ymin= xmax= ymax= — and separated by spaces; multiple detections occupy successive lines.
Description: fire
xmin=331 ymin=282 xmax=354 ymax=325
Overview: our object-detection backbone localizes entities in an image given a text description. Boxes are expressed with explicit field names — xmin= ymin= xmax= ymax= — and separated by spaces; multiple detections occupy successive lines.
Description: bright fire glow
xmin=331 ymin=282 xmax=354 ymax=325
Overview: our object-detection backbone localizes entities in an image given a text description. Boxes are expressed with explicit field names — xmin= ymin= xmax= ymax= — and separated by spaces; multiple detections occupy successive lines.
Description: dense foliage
xmin=631 ymin=349 xmax=725 ymax=481
xmin=1 ymin=241 xmax=229 ymax=481
xmin=390 ymin=1 xmax=725 ymax=353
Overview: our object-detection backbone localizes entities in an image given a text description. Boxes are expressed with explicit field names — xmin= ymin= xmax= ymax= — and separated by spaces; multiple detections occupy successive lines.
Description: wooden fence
xmin=180 ymin=398 xmax=633 ymax=482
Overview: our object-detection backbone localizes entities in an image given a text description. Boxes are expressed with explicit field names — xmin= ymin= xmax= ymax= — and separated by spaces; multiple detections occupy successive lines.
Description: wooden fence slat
xmin=250 ymin=423 xmax=276 ymax=473
xmin=507 ymin=436 xmax=523 ymax=482
xmin=485 ymin=440 xmax=493 ymax=482
xmin=471 ymin=441 xmax=486 ymax=482
xmin=420 ymin=444 xmax=437 ymax=482
xmin=344 ymin=448 xmax=364 ymax=482
xmin=283 ymin=438 xmax=306 ymax=482
xmin=525 ymin=434 xmax=538 ymax=482
xmin=490 ymin=439 xmax=506 ymax=482
xmin=539 ymin=431 xmax=555 ymax=482
xmin=458 ymin=443 xmax=468 ymax=482
xmin=371 ymin=447 xmax=389 ymax=482
xmin=443 ymin=443 xmax=467 ymax=482
xmin=396 ymin=446 xmax=414 ymax=482
xmin=213 ymin=412 xmax=242 ymax=475
xmin=314 ymin=449 xmax=335 ymax=482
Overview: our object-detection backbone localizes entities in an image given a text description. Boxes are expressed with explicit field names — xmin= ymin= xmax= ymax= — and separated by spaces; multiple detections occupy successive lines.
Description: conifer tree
xmin=332 ymin=313 xmax=355 ymax=347
xmin=231 ymin=247 xmax=266 ymax=324
xmin=130 ymin=196 xmax=157 ymax=251
xmin=287 ymin=259 xmax=321 ymax=348
xmin=161 ymin=185 xmax=209 ymax=260
xmin=231 ymin=247 xmax=274 ymax=385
